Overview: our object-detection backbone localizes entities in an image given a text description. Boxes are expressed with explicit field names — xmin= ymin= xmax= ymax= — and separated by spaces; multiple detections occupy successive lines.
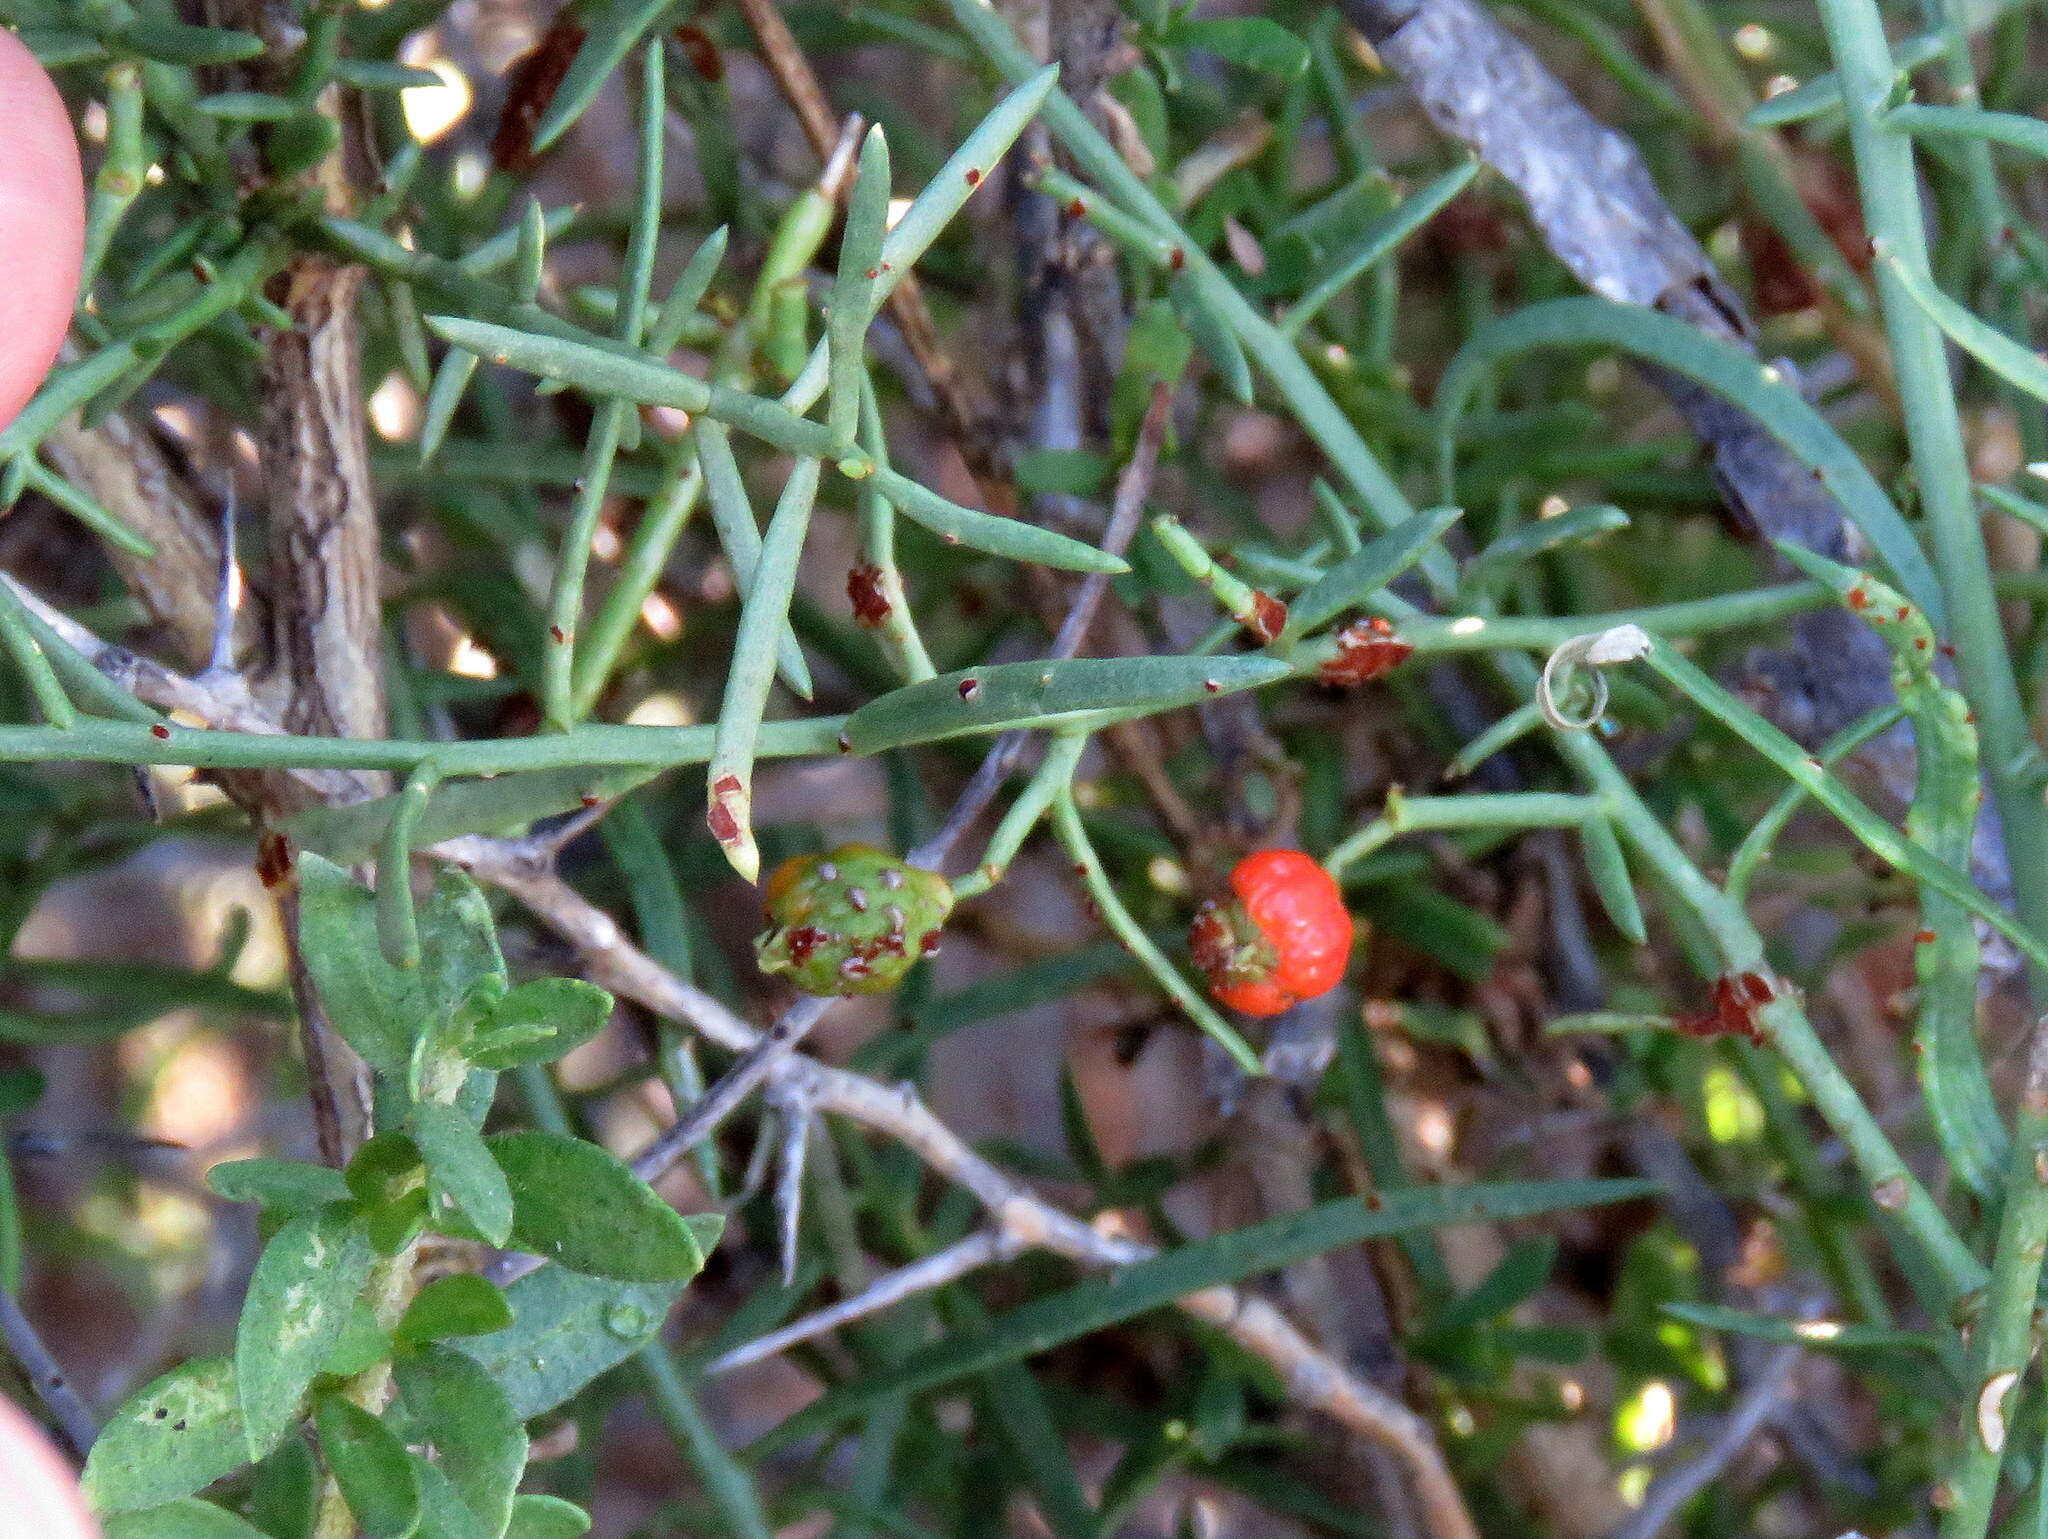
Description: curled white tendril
xmin=1538 ymin=624 xmax=1653 ymax=730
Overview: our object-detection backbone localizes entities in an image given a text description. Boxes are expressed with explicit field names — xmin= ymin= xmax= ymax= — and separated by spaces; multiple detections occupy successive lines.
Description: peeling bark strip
xmin=259 ymin=256 xmax=387 ymax=754
xmin=1341 ymin=0 xmax=2011 ymax=899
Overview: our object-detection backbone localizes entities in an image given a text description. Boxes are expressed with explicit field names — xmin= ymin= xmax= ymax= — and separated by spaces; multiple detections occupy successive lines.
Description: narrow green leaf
xmin=1746 ymin=75 xmax=1843 ymax=128
xmin=758 ymin=1179 xmax=1658 ymax=1448
xmin=1170 ymin=272 xmax=1254 ymax=404
xmin=1579 ymin=813 xmax=1647 ymax=944
xmin=377 ymin=763 xmax=438 ymax=969
xmin=846 ymin=654 xmax=1290 ymax=753
xmin=1464 ymin=504 xmax=1629 ymax=595
xmin=397 ymin=1275 xmax=514 ymax=1345
xmin=696 ymin=423 xmax=813 ymax=698
xmin=1882 ymin=250 xmax=2048 ymax=409
xmin=1275 ymin=505 xmax=1463 ymax=643
xmin=1435 ymin=298 xmax=1945 ymax=626
xmin=395 ymin=1345 xmax=526 ymax=1539
xmin=419 ymin=350 xmax=480 ymax=464
xmin=487 ymin=1130 xmax=723 ymax=1281
xmin=705 ymin=457 xmax=820 ymax=880
xmin=297 ymin=854 xmax=429 ymax=1077
xmin=314 ymin=1396 xmax=421 ymax=1539
xmin=237 ymin=1204 xmax=374 ymax=1460
xmin=455 ymin=1270 xmax=688 ymax=1419
xmin=872 ymin=465 xmax=1129 ymax=573
xmin=530 ymin=0 xmax=678 ymax=152
xmin=870 ymin=65 xmax=1059 ymax=316
xmin=1886 ymin=101 xmax=2048 ymax=160
xmin=648 ymin=227 xmax=730 ymax=356
xmin=1284 ymin=161 xmax=1479 ymax=336
xmin=18 ymin=27 xmax=108 ymax=67
xmin=504 ymin=1496 xmax=592 ymax=1539
xmin=829 ymin=128 xmax=893 ymax=443
xmin=1661 ymin=1300 xmax=1935 ymax=1353
xmin=410 ymin=1101 xmax=514 ymax=1248
xmin=207 ymin=1158 xmax=352 ymax=1215
xmin=103 ymin=1500 xmax=272 ymax=1539
xmin=1419 ymin=1235 xmax=1557 ymax=1340
xmin=194 ymin=92 xmax=300 ymax=121
xmin=467 ymin=978 xmax=613 ymax=1070
xmin=119 ymin=20 xmax=265 ymax=65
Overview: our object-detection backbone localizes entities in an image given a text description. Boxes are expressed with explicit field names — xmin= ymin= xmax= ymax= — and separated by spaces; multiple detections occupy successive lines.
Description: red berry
xmin=1190 ymin=850 xmax=1353 ymax=1018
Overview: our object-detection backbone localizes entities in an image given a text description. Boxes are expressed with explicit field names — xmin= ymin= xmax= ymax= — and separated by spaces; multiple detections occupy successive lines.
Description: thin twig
xmin=1611 ymin=1339 xmax=1803 ymax=1539
xmin=0 ymin=1286 xmax=97 ymax=1461
xmin=707 ymin=1229 xmax=1015 ymax=1376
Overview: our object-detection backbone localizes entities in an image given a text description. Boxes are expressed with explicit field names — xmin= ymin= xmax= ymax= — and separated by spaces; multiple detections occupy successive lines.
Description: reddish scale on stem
xmin=1247 ymin=592 xmax=1288 ymax=644
xmin=1674 ymin=972 xmax=1778 ymax=1044
xmin=1319 ymin=617 xmax=1413 ymax=687
xmin=672 ymin=24 xmax=724 ymax=82
xmin=1190 ymin=850 xmax=1354 ymax=1018
xmin=847 ymin=562 xmax=891 ymax=627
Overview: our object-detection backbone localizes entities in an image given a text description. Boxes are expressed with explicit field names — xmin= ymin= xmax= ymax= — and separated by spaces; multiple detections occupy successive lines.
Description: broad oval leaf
xmin=845 ymin=654 xmax=1290 ymax=754
xmin=207 ymin=1158 xmax=351 ymax=1216
xmin=410 ymin=1100 xmax=514 ymax=1249
xmin=410 ymin=1456 xmax=492 ymax=1539
xmin=103 ymin=1499 xmax=271 ymax=1539
xmin=871 ymin=467 xmax=1128 ymax=574
xmin=395 ymin=1345 xmax=526 ymax=1538
xmin=467 ymin=978 xmax=613 ymax=1070
xmin=298 ymin=854 xmax=430 ymax=1077
xmin=486 ymin=1131 xmax=720 ymax=1282
xmin=504 ymin=1495 xmax=592 ymax=1539
xmin=245 ymin=1434 xmax=318 ymax=1539
xmin=1168 ymin=16 xmax=1310 ymax=76
xmin=85 ymin=1355 xmax=247 ymax=1512
xmin=455 ymin=1269 xmax=691 ymax=1420
xmin=237 ymin=1204 xmax=374 ymax=1461
xmin=397 ymin=1275 xmax=514 ymax=1345
xmin=1434 ymin=297 xmax=1945 ymax=628
xmin=313 ymin=1395 xmax=420 ymax=1539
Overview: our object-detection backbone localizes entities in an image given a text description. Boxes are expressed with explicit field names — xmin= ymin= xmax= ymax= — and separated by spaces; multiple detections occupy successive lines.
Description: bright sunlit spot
xmin=1616 ymin=1380 xmax=1676 ymax=1454
xmin=448 ymin=635 xmax=499 ymax=680
xmin=402 ymin=40 xmax=473 ymax=146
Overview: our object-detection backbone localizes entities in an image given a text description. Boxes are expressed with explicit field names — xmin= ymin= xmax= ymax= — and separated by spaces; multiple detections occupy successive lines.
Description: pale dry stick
xmin=908 ymin=380 xmax=1172 ymax=872
xmin=1611 ymin=1337 xmax=1804 ymax=1539
xmin=705 ymin=1228 xmax=1019 ymax=1376
xmin=445 ymin=846 xmax=1482 ymax=1539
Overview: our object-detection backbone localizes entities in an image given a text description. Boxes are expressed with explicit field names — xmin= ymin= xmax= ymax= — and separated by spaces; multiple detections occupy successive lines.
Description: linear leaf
xmin=706 ymin=457 xmax=820 ymax=880
xmin=1284 ymin=160 xmax=1479 ymax=336
xmin=757 ymin=1178 xmax=1657 ymax=1448
xmin=1886 ymin=101 xmax=2048 ymax=160
xmin=1882 ymin=251 xmax=2048 ymax=409
xmin=1434 ymin=298 xmax=1945 ymax=626
xmin=1661 ymin=1301 xmax=1935 ymax=1353
xmin=1579 ymin=813 xmax=1647 ymax=945
xmin=1276 ymin=504 xmax=1463 ymax=643
xmin=846 ymin=654 xmax=1290 ymax=753
xmin=696 ymin=423 xmax=813 ymax=698
xmin=529 ymin=0 xmax=676 ymax=152
xmin=872 ymin=466 xmax=1128 ymax=573
xmin=828 ymin=128 xmax=892 ymax=442
xmin=282 ymin=765 xmax=660 ymax=867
